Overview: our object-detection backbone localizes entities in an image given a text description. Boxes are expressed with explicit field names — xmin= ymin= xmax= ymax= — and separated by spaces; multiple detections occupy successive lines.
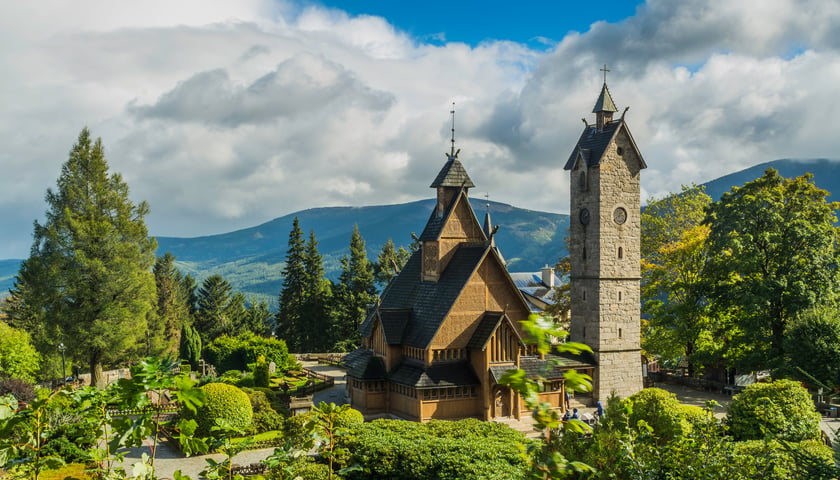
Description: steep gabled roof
xmin=377 ymin=244 xmax=490 ymax=348
xmin=418 ymin=188 xmax=486 ymax=242
xmin=430 ymin=157 xmax=475 ymax=188
xmin=563 ymin=120 xmax=648 ymax=171
xmin=466 ymin=312 xmax=525 ymax=351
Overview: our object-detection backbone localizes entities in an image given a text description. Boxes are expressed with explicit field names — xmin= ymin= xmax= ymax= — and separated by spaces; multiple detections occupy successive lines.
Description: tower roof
xmin=429 ymin=157 xmax=475 ymax=188
xmin=592 ymin=82 xmax=618 ymax=113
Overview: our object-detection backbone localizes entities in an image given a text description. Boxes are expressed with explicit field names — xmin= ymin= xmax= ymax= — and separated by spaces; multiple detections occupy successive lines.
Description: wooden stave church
xmin=343 ymin=149 xmax=594 ymax=422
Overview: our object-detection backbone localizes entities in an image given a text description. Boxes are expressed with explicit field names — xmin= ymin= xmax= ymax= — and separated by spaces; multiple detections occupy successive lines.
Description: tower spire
xmin=593 ymin=65 xmax=618 ymax=130
xmin=449 ymin=102 xmax=457 ymax=158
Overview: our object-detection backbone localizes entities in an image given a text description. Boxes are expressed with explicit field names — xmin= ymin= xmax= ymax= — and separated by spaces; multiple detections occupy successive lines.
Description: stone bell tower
xmin=564 ymin=70 xmax=646 ymax=402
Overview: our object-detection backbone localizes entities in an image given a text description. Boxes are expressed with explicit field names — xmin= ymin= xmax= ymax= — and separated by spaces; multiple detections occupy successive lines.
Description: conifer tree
xmin=276 ymin=217 xmax=307 ymax=351
xmin=179 ymin=322 xmax=202 ymax=369
xmin=333 ymin=225 xmax=377 ymax=348
xmin=149 ymin=252 xmax=190 ymax=356
xmin=14 ymin=128 xmax=156 ymax=388
xmin=195 ymin=274 xmax=245 ymax=344
xmin=302 ymin=230 xmax=332 ymax=351
xmin=244 ymin=298 xmax=273 ymax=337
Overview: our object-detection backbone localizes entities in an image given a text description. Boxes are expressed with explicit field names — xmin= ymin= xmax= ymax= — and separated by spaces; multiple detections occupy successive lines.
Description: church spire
xmin=593 ymin=64 xmax=618 ymax=130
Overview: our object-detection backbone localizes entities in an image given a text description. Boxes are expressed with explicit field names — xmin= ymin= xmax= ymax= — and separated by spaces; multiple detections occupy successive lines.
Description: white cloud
xmin=1 ymin=0 xmax=839 ymax=258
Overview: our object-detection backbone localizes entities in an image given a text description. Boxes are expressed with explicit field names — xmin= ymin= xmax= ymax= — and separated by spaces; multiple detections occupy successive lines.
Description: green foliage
xmin=373 ymin=238 xmax=411 ymax=286
xmin=16 ymin=128 xmax=157 ymax=387
xmin=0 ymin=321 xmax=40 ymax=382
xmin=195 ymin=274 xmax=248 ymax=345
xmin=150 ymin=252 xmax=191 ymax=357
xmin=180 ymin=322 xmax=202 ymax=369
xmin=641 ymin=185 xmax=715 ymax=375
xmin=340 ymin=418 xmax=528 ymax=480
xmin=726 ymin=379 xmax=821 ymax=442
xmin=705 ymin=168 xmax=840 ymax=371
xmin=277 ymin=217 xmax=307 ymax=352
xmin=332 ymin=225 xmax=377 ymax=350
xmin=626 ymin=388 xmax=695 ymax=444
xmin=731 ymin=439 xmax=833 ymax=479
xmin=241 ymin=388 xmax=284 ymax=435
xmin=0 ymin=388 xmax=68 ymax=480
xmin=205 ymin=332 xmax=290 ymax=374
xmin=186 ymin=383 xmax=253 ymax=437
xmin=253 ymin=355 xmax=270 ymax=388
xmin=784 ymin=305 xmax=840 ymax=388
xmin=283 ymin=413 xmax=317 ymax=450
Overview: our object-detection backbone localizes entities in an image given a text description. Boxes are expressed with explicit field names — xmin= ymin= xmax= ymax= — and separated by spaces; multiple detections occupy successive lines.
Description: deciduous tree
xmin=641 ymin=185 xmax=715 ymax=376
xmin=705 ymin=169 xmax=840 ymax=371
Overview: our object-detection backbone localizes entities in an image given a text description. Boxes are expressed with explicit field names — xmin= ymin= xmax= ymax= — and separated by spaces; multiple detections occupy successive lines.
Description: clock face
xmin=579 ymin=208 xmax=591 ymax=226
xmin=614 ymin=207 xmax=627 ymax=225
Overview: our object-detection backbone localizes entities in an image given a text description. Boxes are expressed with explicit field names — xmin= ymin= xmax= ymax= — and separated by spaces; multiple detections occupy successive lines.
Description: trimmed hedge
xmin=726 ymin=379 xmax=821 ymax=442
xmin=184 ymin=382 xmax=253 ymax=436
xmin=340 ymin=418 xmax=528 ymax=480
xmin=627 ymin=388 xmax=691 ymax=443
xmin=205 ymin=332 xmax=290 ymax=374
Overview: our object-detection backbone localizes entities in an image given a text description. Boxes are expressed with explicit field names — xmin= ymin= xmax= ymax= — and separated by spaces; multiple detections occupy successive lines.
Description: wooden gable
xmin=429 ymin=247 xmax=532 ymax=350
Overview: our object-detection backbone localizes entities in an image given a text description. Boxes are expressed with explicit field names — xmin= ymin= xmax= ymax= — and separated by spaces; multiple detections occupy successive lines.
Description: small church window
xmin=618 ymin=246 xmax=623 ymax=259
xmin=583 ymin=246 xmax=587 ymax=260
xmin=619 ymin=328 xmax=623 ymax=338
xmin=617 ymin=146 xmax=624 ymax=156
xmin=583 ymin=327 xmax=586 ymax=339
xmin=582 ymin=289 xmax=586 ymax=301
xmin=618 ymin=291 xmax=622 ymax=301
xmin=579 ymin=172 xmax=586 ymax=190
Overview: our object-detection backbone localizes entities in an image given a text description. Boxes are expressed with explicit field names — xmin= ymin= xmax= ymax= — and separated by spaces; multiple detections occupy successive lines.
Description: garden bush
xmin=340 ymin=418 xmax=527 ymax=480
xmin=726 ymin=379 xmax=821 ymax=441
xmin=283 ymin=413 xmax=316 ymax=450
xmin=730 ymin=439 xmax=832 ymax=478
xmin=241 ymin=388 xmax=284 ymax=434
xmin=205 ymin=332 xmax=290 ymax=374
xmin=627 ymin=388 xmax=690 ymax=443
xmin=0 ymin=378 xmax=36 ymax=403
xmin=253 ymin=355 xmax=269 ymax=388
xmin=183 ymin=382 xmax=253 ymax=437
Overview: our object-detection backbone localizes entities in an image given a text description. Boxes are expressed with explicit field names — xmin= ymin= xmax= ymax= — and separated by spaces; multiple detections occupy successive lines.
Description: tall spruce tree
xmin=244 ymin=298 xmax=274 ymax=337
xmin=276 ymin=217 xmax=307 ymax=351
xmin=333 ymin=225 xmax=377 ymax=348
xmin=179 ymin=322 xmax=202 ymax=369
xmin=149 ymin=252 xmax=190 ymax=356
xmin=302 ymin=230 xmax=332 ymax=351
xmin=15 ymin=128 xmax=157 ymax=388
xmin=195 ymin=274 xmax=245 ymax=344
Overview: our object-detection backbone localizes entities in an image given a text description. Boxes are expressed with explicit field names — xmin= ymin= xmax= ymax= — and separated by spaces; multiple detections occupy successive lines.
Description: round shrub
xmin=334 ymin=407 xmax=364 ymax=430
xmin=726 ymin=379 xmax=820 ymax=441
xmin=627 ymin=388 xmax=689 ymax=443
xmin=284 ymin=413 xmax=316 ymax=449
xmin=241 ymin=387 xmax=284 ymax=434
xmin=184 ymin=383 xmax=253 ymax=436
xmin=291 ymin=462 xmax=329 ymax=480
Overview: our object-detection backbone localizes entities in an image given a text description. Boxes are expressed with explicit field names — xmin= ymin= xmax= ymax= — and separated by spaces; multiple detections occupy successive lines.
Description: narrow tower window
xmin=583 ymin=246 xmax=587 ymax=260
xmin=582 ymin=289 xmax=586 ymax=301
xmin=619 ymin=328 xmax=623 ymax=338
xmin=618 ymin=291 xmax=622 ymax=301
xmin=618 ymin=246 xmax=623 ymax=259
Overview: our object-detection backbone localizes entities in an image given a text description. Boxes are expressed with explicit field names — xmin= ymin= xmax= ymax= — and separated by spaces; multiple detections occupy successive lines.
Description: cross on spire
xmin=601 ymin=64 xmax=610 ymax=84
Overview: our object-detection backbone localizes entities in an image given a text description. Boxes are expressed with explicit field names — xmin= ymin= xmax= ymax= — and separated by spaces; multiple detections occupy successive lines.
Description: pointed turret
xmin=593 ymin=82 xmax=617 ymax=130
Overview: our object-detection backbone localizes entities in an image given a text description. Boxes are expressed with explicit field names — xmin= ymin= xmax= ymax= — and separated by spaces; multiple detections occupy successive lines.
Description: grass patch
xmin=39 ymin=463 xmax=92 ymax=480
xmin=232 ymin=430 xmax=282 ymax=444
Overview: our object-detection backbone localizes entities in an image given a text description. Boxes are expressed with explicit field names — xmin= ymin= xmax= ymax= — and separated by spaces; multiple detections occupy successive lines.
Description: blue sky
xmin=0 ymin=0 xmax=839 ymax=259
xmin=312 ymin=1 xmax=644 ymax=48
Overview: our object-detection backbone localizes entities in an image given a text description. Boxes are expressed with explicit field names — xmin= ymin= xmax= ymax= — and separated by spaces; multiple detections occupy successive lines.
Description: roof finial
xmin=450 ymin=102 xmax=457 ymax=158
xmin=485 ymin=192 xmax=490 ymax=211
xmin=601 ymin=63 xmax=610 ymax=84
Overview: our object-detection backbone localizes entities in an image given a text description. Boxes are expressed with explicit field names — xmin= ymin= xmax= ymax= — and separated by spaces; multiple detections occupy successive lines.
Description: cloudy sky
xmin=2 ymin=0 xmax=839 ymax=259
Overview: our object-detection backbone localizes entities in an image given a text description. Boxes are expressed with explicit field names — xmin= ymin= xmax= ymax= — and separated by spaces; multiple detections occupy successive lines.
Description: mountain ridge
xmin=2 ymin=158 xmax=838 ymax=303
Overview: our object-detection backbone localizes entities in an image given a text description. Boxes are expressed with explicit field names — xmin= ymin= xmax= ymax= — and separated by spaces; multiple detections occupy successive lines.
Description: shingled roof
xmin=389 ymin=361 xmax=480 ymax=388
xmin=343 ymin=349 xmax=387 ymax=380
xmin=430 ymin=157 xmax=475 ymax=188
xmin=592 ymin=82 xmax=617 ymax=113
xmin=375 ymin=244 xmax=490 ymax=348
xmin=488 ymin=351 xmax=597 ymax=383
xmin=563 ymin=120 xmax=622 ymax=170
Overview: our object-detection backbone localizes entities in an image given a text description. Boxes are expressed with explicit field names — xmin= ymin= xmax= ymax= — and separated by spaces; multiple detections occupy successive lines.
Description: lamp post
xmin=58 ymin=343 xmax=66 ymax=386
